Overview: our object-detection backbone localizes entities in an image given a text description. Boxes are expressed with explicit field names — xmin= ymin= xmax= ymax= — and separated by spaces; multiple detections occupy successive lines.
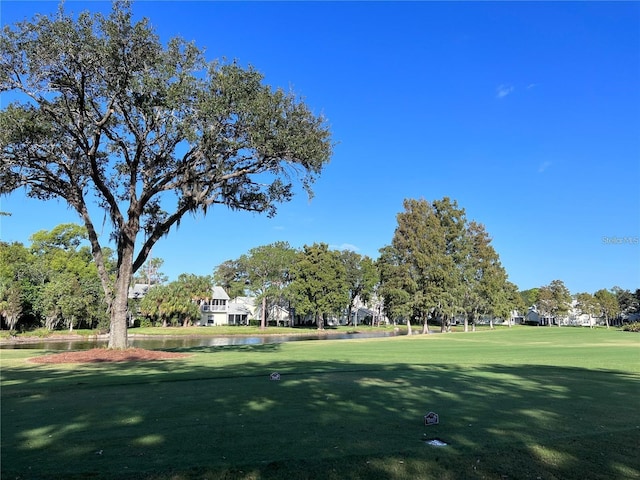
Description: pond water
xmin=0 ymin=330 xmax=403 ymax=351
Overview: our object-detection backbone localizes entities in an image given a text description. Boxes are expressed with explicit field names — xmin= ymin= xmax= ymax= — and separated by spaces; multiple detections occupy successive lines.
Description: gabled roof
xmin=231 ymin=296 xmax=255 ymax=308
xmin=228 ymin=303 xmax=251 ymax=315
xmin=212 ymin=286 xmax=230 ymax=300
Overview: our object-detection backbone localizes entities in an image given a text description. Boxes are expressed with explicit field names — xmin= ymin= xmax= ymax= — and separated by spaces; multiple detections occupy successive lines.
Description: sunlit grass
xmin=1 ymin=327 xmax=639 ymax=479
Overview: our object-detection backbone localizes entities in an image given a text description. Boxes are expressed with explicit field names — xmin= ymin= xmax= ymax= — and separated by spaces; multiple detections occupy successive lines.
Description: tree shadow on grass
xmin=1 ymin=352 xmax=639 ymax=479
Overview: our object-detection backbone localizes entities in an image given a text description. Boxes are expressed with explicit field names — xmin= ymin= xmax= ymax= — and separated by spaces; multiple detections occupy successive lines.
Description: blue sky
xmin=1 ymin=1 xmax=639 ymax=295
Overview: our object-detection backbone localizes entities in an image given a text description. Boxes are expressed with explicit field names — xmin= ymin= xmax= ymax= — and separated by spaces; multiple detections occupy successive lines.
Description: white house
xmin=196 ymin=286 xmax=230 ymax=326
xmin=128 ymin=283 xmax=152 ymax=299
xmin=228 ymin=297 xmax=255 ymax=325
xmin=524 ymin=306 xmax=555 ymax=326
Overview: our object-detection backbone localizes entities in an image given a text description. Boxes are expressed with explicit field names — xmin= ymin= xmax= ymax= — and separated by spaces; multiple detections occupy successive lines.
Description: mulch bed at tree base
xmin=29 ymin=348 xmax=190 ymax=364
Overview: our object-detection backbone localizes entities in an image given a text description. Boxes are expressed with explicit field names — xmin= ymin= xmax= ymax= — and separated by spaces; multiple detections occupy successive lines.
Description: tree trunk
xmin=108 ymin=276 xmax=130 ymax=348
xmin=407 ymin=319 xmax=412 ymax=336
xmin=261 ymin=296 xmax=267 ymax=329
xmin=317 ymin=312 xmax=324 ymax=330
xmin=108 ymin=248 xmax=134 ymax=349
xmin=422 ymin=317 xmax=429 ymax=334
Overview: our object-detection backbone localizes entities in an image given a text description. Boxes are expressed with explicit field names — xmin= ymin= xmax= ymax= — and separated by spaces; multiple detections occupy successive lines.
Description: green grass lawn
xmin=1 ymin=327 xmax=639 ymax=479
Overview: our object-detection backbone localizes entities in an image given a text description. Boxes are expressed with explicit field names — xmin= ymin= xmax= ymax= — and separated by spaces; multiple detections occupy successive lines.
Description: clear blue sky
xmin=1 ymin=1 xmax=639 ymax=295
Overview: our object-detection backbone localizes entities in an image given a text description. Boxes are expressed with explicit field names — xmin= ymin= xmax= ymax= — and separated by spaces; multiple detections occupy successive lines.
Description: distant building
xmin=128 ymin=283 xmax=152 ymax=299
xmin=195 ymin=286 xmax=230 ymax=326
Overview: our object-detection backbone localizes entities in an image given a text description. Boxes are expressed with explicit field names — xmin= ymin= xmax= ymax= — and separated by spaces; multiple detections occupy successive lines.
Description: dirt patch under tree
xmin=29 ymin=348 xmax=190 ymax=364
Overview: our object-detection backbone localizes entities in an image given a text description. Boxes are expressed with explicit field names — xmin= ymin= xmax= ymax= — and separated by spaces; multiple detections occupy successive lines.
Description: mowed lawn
xmin=1 ymin=327 xmax=639 ymax=480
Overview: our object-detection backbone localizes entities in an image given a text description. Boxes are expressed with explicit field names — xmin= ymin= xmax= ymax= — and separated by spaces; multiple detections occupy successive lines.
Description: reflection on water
xmin=1 ymin=330 xmax=402 ymax=351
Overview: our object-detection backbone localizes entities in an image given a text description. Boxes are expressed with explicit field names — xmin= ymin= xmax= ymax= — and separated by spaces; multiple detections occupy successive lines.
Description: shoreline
xmin=0 ymin=328 xmax=391 ymax=346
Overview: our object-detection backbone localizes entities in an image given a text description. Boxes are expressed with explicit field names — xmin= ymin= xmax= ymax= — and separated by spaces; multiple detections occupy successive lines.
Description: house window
xmin=228 ymin=314 xmax=247 ymax=325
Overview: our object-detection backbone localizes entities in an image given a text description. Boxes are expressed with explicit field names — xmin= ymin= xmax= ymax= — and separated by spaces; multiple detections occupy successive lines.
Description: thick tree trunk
xmin=422 ymin=318 xmax=429 ymax=334
xmin=407 ymin=319 xmax=412 ymax=336
xmin=316 ymin=312 xmax=324 ymax=330
xmin=108 ymin=275 xmax=130 ymax=349
xmin=108 ymin=248 xmax=134 ymax=349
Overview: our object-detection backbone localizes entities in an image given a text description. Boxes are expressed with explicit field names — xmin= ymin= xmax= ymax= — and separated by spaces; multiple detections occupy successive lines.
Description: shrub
xmin=622 ymin=322 xmax=640 ymax=332
xmin=138 ymin=317 xmax=154 ymax=328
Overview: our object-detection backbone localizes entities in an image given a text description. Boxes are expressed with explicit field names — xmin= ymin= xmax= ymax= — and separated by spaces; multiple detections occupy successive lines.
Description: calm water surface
xmin=1 ymin=330 xmax=403 ymax=350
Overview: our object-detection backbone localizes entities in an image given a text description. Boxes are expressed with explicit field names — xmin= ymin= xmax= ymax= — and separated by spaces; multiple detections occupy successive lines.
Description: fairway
xmin=2 ymin=327 xmax=639 ymax=479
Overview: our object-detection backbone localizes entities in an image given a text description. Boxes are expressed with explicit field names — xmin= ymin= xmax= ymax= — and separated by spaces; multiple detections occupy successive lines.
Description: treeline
xmin=0 ymin=224 xmax=113 ymax=331
xmin=2 ymin=198 xmax=638 ymax=332
xmin=207 ymin=197 xmax=525 ymax=332
xmin=520 ymin=282 xmax=640 ymax=328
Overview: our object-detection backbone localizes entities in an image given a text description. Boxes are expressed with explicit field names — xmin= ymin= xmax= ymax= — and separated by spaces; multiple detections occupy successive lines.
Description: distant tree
xmin=29 ymin=224 xmax=110 ymax=330
xmin=377 ymin=245 xmax=413 ymax=327
xmin=519 ymin=288 xmax=539 ymax=310
xmin=537 ymin=280 xmax=572 ymax=326
xmin=594 ymin=289 xmax=620 ymax=329
xmin=493 ymin=281 xmax=523 ymax=328
xmin=0 ymin=283 xmax=23 ymax=331
xmin=378 ymin=199 xmax=444 ymax=333
xmin=0 ymin=242 xmax=35 ymax=330
xmin=612 ymin=287 xmax=639 ymax=319
xmin=432 ymin=198 xmax=469 ymax=332
xmin=238 ymin=242 xmax=297 ymax=329
xmin=462 ymin=221 xmax=510 ymax=331
xmin=338 ymin=250 xmax=378 ymax=326
xmin=175 ymin=273 xmax=213 ymax=300
xmin=575 ymin=292 xmax=598 ymax=328
xmin=379 ymin=207 xmax=517 ymax=333
xmin=40 ymin=273 xmax=85 ymax=331
xmin=139 ymin=281 xmax=200 ymax=327
xmin=506 ymin=281 xmax=526 ymax=327
xmin=287 ymin=243 xmax=348 ymax=330
xmin=213 ymin=260 xmax=247 ymax=300
xmin=0 ymin=2 xmax=332 ymax=348
xmin=134 ymin=257 xmax=167 ymax=286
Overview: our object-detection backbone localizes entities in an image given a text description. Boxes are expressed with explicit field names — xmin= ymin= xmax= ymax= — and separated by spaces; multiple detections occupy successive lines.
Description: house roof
xmin=212 ymin=286 xmax=230 ymax=300
xmin=231 ymin=296 xmax=255 ymax=308
xmin=128 ymin=283 xmax=151 ymax=299
xmin=228 ymin=303 xmax=251 ymax=315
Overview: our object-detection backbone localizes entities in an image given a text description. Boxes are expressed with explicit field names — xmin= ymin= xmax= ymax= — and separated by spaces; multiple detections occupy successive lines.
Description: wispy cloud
xmin=331 ymin=243 xmax=360 ymax=252
xmin=538 ymin=161 xmax=552 ymax=173
xmin=496 ymin=84 xmax=514 ymax=99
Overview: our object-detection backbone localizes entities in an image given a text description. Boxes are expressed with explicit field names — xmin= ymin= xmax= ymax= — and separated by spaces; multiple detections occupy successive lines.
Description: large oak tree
xmin=0 ymin=2 xmax=332 ymax=347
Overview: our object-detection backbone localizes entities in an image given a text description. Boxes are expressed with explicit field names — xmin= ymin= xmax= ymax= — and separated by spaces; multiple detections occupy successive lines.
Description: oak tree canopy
xmin=0 ymin=1 xmax=332 ymax=347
